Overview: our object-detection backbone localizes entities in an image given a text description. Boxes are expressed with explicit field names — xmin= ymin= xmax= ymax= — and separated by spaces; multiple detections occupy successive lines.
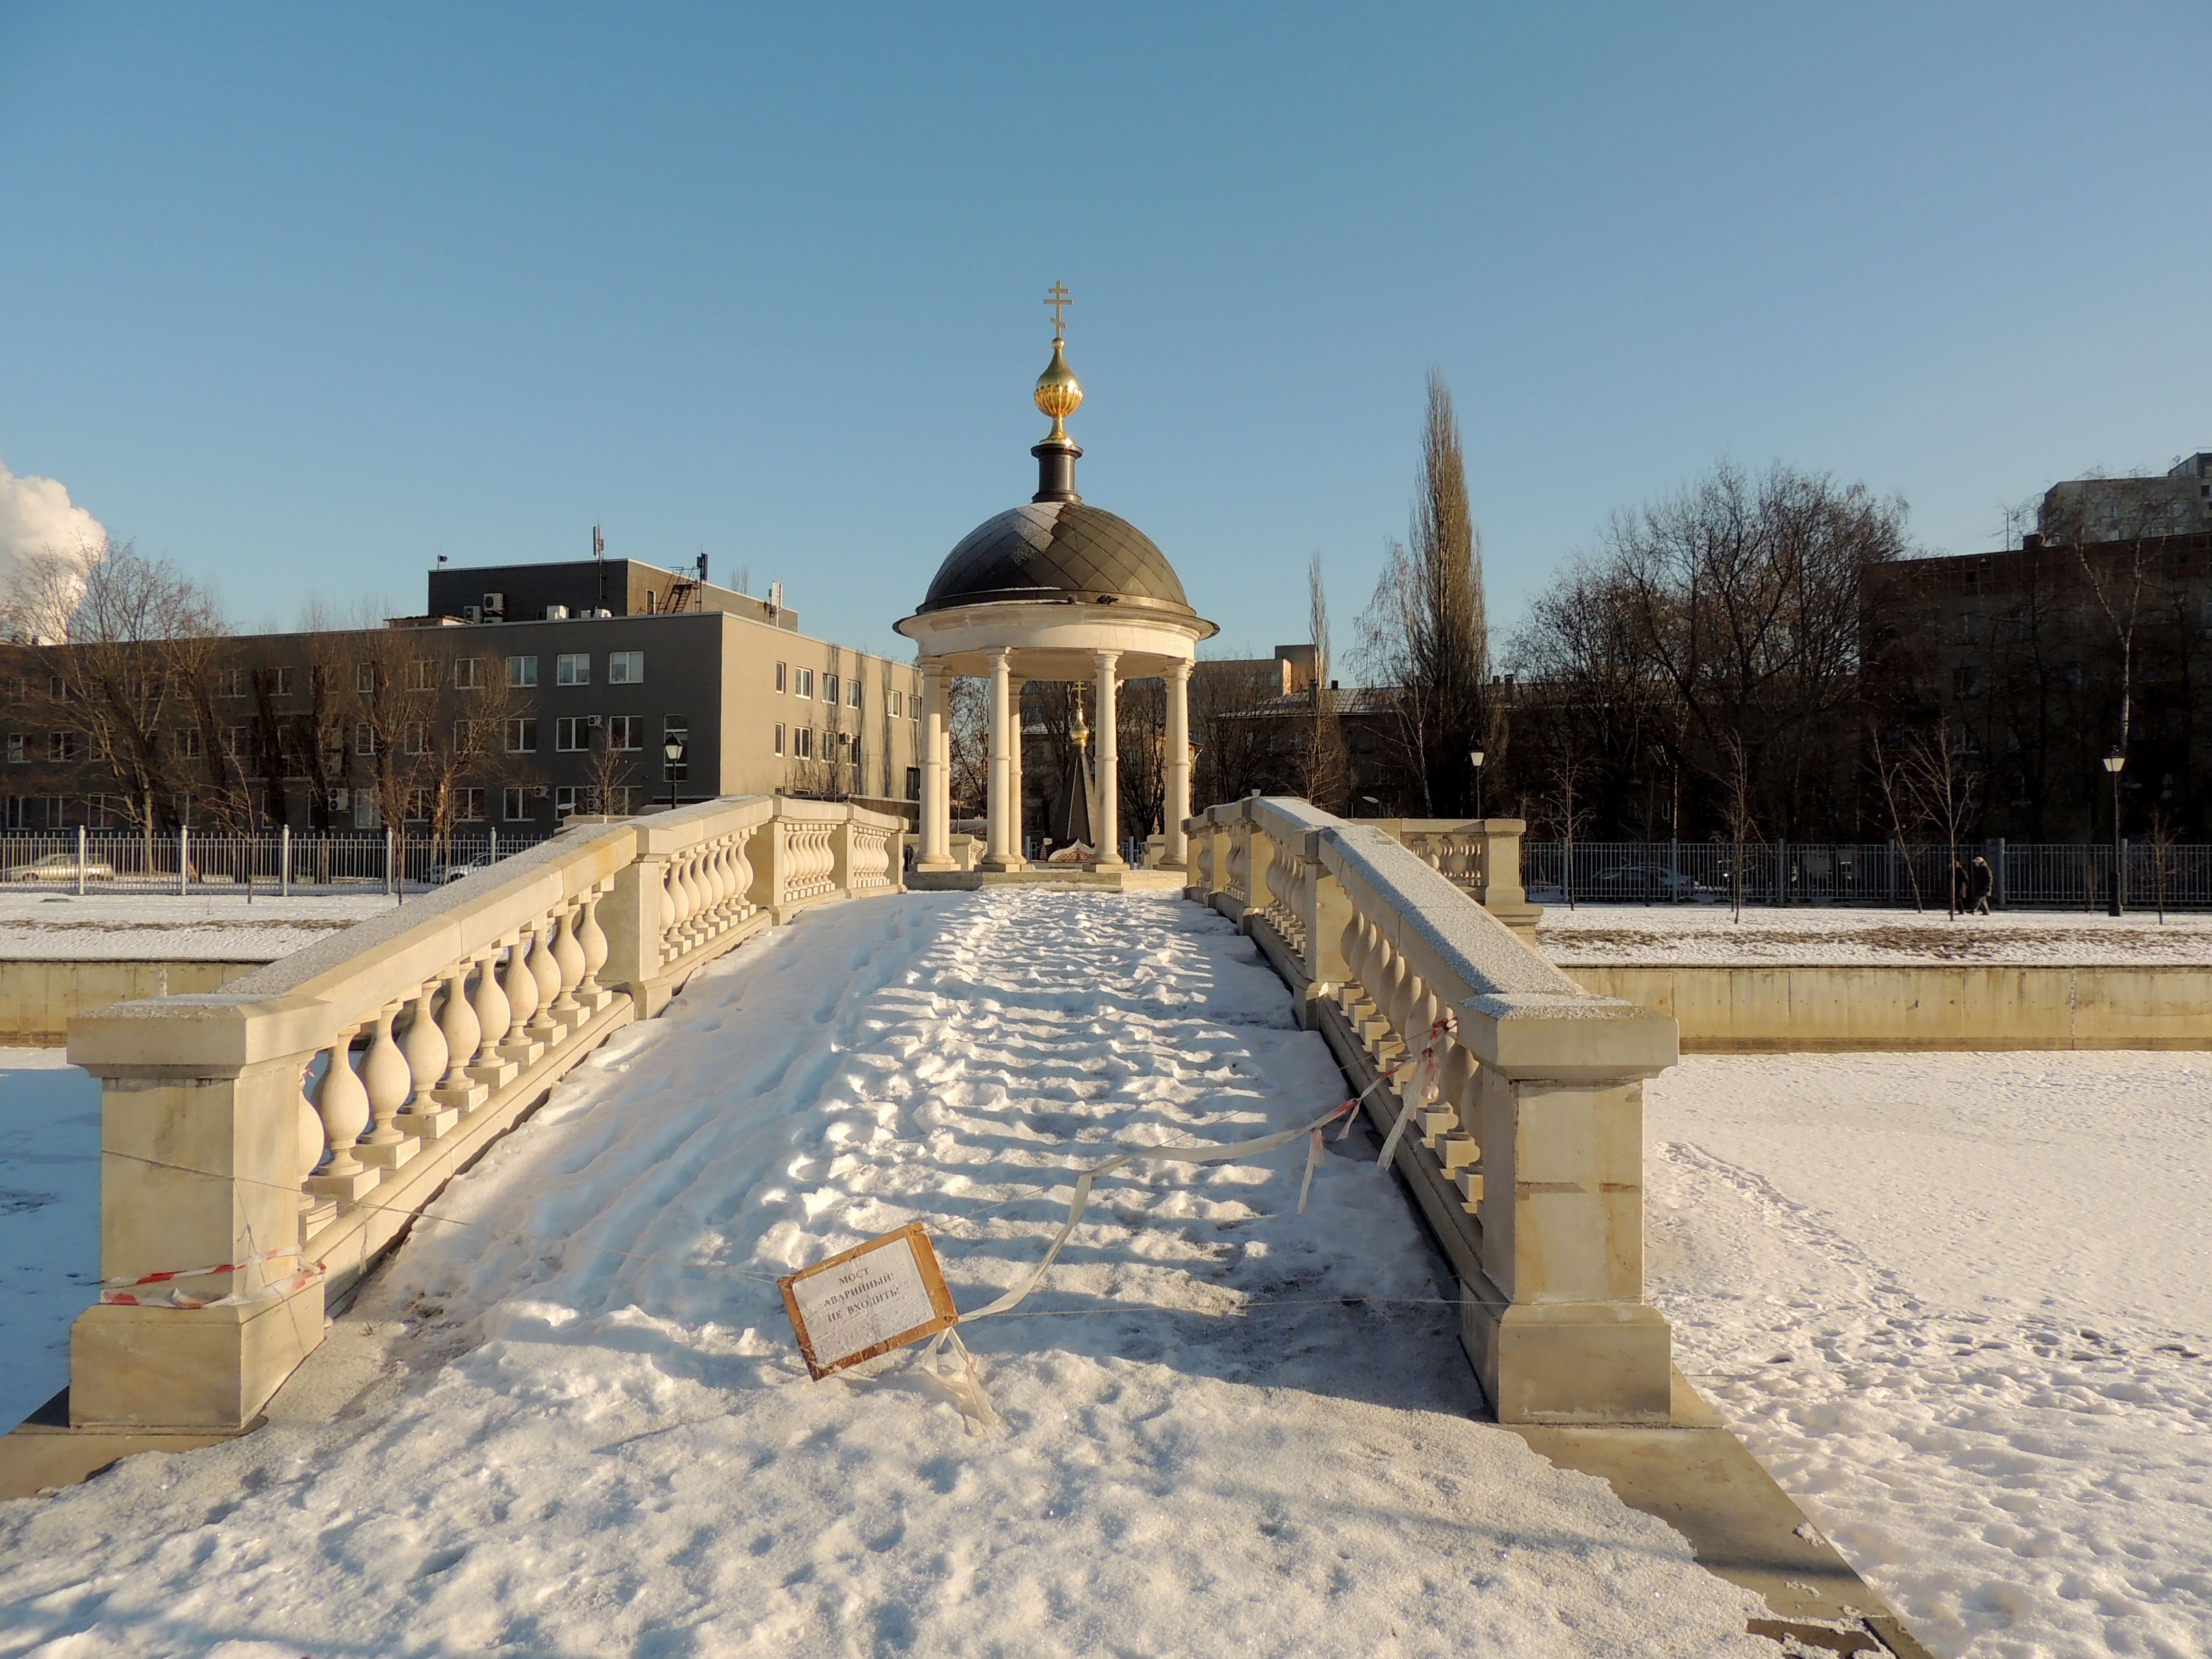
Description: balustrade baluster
xmin=576 ymin=885 xmax=610 ymax=998
xmin=470 ymin=949 xmax=510 ymax=1066
xmin=400 ymin=981 xmax=447 ymax=1100
xmin=527 ymin=920 xmax=562 ymax=1039
xmin=314 ymin=1029 xmax=371 ymax=1178
xmin=501 ymin=932 xmax=539 ymax=1046
xmin=437 ymin=962 xmax=480 ymax=1090
xmin=297 ymin=1057 xmax=327 ymax=1209
xmin=728 ymin=835 xmax=755 ymax=917
xmin=359 ymin=1002 xmax=412 ymax=1148
xmin=551 ymin=903 xmax=586 ymax=1014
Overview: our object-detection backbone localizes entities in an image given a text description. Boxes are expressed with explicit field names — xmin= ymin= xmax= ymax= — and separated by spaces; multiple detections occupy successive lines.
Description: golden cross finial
xmin=1045 ymin=281 xmax=1071 ymax=339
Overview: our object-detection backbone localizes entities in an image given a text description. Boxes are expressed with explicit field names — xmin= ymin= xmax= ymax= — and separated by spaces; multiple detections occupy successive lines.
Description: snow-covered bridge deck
xmin=0 ymin=889 xmax=1776 ymax=1655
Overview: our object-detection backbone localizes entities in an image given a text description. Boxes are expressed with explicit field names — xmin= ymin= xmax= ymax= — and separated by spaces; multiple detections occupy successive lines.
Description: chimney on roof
xmin=2022 ymin=532 xmax=2044 ymax=552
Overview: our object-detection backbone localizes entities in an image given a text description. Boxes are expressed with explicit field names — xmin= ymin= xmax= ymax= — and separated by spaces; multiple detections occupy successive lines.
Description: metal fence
xmin=1519 ymin=840 xmax=2212 ymax=912
xmin=0 ymin=827 xmax=553 ymax=897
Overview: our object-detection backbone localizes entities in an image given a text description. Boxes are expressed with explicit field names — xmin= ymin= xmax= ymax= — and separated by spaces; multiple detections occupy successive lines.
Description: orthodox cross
xmin=1045 ymin=281 xmax=1071 ymax=339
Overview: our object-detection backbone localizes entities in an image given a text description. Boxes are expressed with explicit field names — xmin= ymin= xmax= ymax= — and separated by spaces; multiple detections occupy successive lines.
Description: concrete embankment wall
xmin=1566 ymin=962 xmax=2212 ymax=1051
xmin=0 ymin=961 xmax=269 ymax=1046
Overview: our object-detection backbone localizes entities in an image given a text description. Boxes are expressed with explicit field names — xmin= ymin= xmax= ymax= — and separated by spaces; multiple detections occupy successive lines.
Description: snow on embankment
xmin=0 ymin=893 xmax=388 ymax=962
xmin=1541 ymin=905 xmax=2212 ymax=967
xmin=1648 ymin=1053 xmax=2212 ymax=1659
xmin=0 ymin=890 xmax=1772 ymax=1657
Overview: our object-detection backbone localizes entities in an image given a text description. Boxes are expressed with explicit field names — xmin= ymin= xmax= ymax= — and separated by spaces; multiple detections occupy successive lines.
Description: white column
xmin=983 ymin=649 xmax=1018 ymax=871
xmin=918 ymin=661 xmax=952 ymax=870
xmin=1162 ymin=658 xmax=1192 ymax=870
xmin=1093 ymin=650 xmax=1124 ymax=870
xmin=1008 ymin=679 xmax=1028 ymax=868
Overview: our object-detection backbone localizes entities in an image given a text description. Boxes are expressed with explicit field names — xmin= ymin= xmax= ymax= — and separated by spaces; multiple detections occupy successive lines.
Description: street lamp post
xmin=664 ymin=735 xmax=687 ymax=813
xmin=1469 ymin=749 xmax=1485 ymax=821
xmin=2103 ymin=749 xmax=2125 ymax=916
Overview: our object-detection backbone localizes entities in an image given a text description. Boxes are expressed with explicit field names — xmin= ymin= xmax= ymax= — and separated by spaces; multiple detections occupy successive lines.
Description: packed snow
xmin=1647 ymin=1052 xmax=2212 ymax=1659
xmin=0 ymin=891 xmax=1774 ymax=1657
xmin=0 ymin=1049 xmax=98 ymax=1431
xmin=0 ymin=892 xmax=387 ymax=962
xmin=1539 ymin=905 xmax=2212 ymax=966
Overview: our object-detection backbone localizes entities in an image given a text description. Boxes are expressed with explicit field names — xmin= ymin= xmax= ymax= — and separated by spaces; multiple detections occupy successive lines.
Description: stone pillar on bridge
xmin=917 ymin=660 xmax=952 ymax=871
xmin=1160 ymin=660 xmax=1191 ymax=870
xmin=1092 ymin=649 xmax=1124 ymax=870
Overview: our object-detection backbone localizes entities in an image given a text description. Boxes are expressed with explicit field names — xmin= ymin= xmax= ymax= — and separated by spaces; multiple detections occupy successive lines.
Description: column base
xmin=914 ymin=855 xmax=956 ymax=872
xmin=1092 ymin=856 xmax=1128 ymax=872
xmin=71 ymin=1276 xmax=326 ymax=1430
xmin=979 ymin=854 xmax=1026 ymax=873
xmin=1459 ymin=1279 xmax=1672 ymax=1425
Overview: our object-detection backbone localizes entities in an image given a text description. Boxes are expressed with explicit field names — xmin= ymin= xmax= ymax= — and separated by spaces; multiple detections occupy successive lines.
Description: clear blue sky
xmin=2 ymin=4 xmax=2206 ymax=665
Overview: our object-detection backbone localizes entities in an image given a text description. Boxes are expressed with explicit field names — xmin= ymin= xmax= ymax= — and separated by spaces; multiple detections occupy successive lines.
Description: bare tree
xmin=1355 ymin=373 xmax=1491 ymax=816
xmin=6 ymin=539 xmax=225 ymax=835
xmin=1714 ymin=731 xmax=1758 ymax=925
xmin=1190 ymin=658 xmax=1286 ymax=807
xmin=1865 ymin=724 xmax=1929 ymax=912
xmin=946 ymin=676 xmax=988 ymax=818
xmin=1117 ymin=676 xmax=1166 ymax=847
xmin=1900 ymin=720 xmax=1981 ymax=919
xmin=1289 ymin=553 xmax=1349 ymax=811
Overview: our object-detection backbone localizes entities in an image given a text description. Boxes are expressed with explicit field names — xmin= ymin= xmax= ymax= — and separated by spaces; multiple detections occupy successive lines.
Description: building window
xmin=458 ymin=787 xmax=487 ymax=821
xmin=47 ymin=732 xmax=75 ymax=762
xmin=607 ymin=714 xmax=642 ymax=751
xmin=557 ymin=652 xmax=590 ymax=686
xmin=404 ymin=788 xmax=430 ymax=823
xmin=888 ymin=689 xmax=902 ymax=718
xmin=824 ymin=673 xmax=841 ymax=707
xmin=505 ymin=717 xmax=538 ymax=754
xmin=905 ymin=766 xmax=921 ymax=802
xmin=663 ymin=716 xmax=689 ymax=782
xmin=507 ymin=655 xmax=538 ymax=688
xmin=775 ymin=662 xmax=787 ymax=693
xmin=555 ymin=716 xmax=591 ymax=752
xmin=454 ymin=658 xmax=480 ymax=690
xmin=554 ymin=785 xmax=579 ymax=817
xmin=410 ymin=659 xmax=436 ymax=692
xmin=353 ymin=795 xmax=379 ymax=830
xmin=403 ymin=722 xmax=428 ymax=755
xmin=773 ymin=722 xmax=784 ymax=756
xmin=356 ymin=663 xmax=376 ymax=693
xmin=794 ymin=726 xmax=814 ymax=760
xmin=1953 ymin=666 xmax=1981 ymax=697
xmin=503 ymin=786 xmax=530 ymax=822
xmin=847 ymin=679 xmax=862 ymax=709
xmin=590 ymin=784 xmax=637 ymax=814
xmin=226 ymin=725 xmax=247 ymax=758
xmin=3 ymin=736 xmax=20 ymax=765
xmin=794 ymin=667 xmax=814 ymax=699
xmin=355 ymin=721 xmax=376 ymax=756
xmin=609 ymin=650 xmax=644 ymax=685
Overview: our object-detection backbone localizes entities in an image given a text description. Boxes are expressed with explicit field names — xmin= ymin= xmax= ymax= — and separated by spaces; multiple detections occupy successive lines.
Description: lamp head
xmin=1469 ymin=749 xmax=1485 ymax=768
xmin=2104 ymin=750 xmax=2126 ymax=774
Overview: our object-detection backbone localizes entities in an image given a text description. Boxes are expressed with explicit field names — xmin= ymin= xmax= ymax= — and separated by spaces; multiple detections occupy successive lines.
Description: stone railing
xmin=1186 ymin=796 xmax=1676 ymax=1424
xmin=63 ymin=794 xmax=905 ymax=1433
xmin=1345 ymin=816 xmax=1542 ymax=943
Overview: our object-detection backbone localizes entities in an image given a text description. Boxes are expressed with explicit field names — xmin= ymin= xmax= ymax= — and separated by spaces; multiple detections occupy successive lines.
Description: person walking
xmin=1967 ymin=854 xmax=1994 ymax=916
xmin=1948 ymin=856 xmax=1967 ymax=915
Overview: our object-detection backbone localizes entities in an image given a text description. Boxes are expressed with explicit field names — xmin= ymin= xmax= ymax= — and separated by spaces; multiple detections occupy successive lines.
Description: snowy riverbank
xmin=1539 ymin=905 xmax=2212 ymax=966
xmin=0 ymin=893 xmax=390 ymax=962
xmin=0 ymin=892 xmax=1773 ymax=1657
xmin=1648 ymin=1052 xmax=2212 ymax=1658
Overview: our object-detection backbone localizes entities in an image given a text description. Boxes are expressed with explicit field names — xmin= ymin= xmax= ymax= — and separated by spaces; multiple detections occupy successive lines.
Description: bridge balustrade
xmin=62 ymin=794 xmax=905 ymax=1434
xmin=1185 ymin=796 xmax=1678 ymax=1425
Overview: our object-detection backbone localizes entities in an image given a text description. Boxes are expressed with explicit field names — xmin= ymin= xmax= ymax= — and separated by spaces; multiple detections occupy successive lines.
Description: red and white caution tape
xmin=98 ymin=1246 xmax=325 ymax=1309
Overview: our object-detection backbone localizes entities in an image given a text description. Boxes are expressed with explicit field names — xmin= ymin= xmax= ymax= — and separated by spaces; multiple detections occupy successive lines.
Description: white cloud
xmin=0 ymin=453 xmax=108 ymax=637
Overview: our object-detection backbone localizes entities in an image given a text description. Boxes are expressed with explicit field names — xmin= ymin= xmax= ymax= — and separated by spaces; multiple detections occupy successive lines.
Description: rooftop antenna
xmin=592 ymin=523 xmax=606 ymax=614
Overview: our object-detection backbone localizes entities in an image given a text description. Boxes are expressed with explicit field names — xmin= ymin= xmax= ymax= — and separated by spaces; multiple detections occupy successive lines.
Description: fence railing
xmin=1187 ymin=797 xmax=1675 ymax=1424
xmin=0 ymin=827 xmax=553 ymax=896
xmin=63 ymin=794 xmax=906 ymax=1434
xmin=1514 ymin=839 xmax=2212 ymax=911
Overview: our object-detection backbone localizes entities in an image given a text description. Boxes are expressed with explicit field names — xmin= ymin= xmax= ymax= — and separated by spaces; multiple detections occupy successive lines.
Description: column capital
xmin=1092 ymin=648 xmax=1122 ymax=672
xmin=1163 ymin=658 xmax=1193 ymax=684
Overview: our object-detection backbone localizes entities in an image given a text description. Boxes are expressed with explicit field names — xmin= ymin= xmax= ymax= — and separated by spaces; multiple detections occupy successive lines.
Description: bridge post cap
xmin=68 ymin=992 xmax=331 ymax=1076
xmin=1456 ymin=993 xmax=1678 ymax=1083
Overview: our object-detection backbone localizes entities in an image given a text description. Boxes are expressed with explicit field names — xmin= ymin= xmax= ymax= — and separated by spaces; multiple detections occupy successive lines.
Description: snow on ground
xmin=0 ymin=1050 xmax=98 ymax=1431
xmin=1647 ymin=1052 xmax=2212 ymax=1659
xmin=1539 ymin=905 xmax=2212 ymax=966
xmin=0 ymin=891 xmax=1771 ymax=1658
xmin=0 ymin=892 xmax=389 ymax=961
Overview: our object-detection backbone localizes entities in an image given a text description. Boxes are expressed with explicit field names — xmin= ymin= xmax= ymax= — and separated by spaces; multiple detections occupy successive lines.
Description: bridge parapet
xmin=62 ymin=795 xmax=904 ymax=1433
xmin=1186 ymin=796 xmax=1676 ymax=1424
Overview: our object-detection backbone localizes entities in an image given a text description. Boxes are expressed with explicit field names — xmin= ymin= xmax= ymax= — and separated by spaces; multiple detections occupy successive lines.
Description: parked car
xmin=9 ymin=854 xmax=117 ymax=882
xmin=1586 ymin=863 xmax=1706 ymax=900
xmin=431 ymin=858 xmax=497 ymax=885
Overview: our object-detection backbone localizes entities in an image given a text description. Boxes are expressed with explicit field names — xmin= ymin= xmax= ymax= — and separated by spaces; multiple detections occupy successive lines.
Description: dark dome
xmin=919 ymin=500 xmax=1194 ymax=616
